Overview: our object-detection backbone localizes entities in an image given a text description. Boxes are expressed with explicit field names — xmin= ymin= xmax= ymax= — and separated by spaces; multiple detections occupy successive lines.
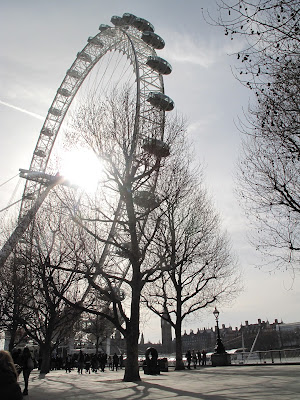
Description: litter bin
xmin=158 ymin=357 xmax=168 ymax=372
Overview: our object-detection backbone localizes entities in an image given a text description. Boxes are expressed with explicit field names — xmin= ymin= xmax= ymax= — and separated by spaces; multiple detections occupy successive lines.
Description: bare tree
xmin=41 ymin=89 xmax=181 ymax=381
xmin=0 ymin=256 xmax=28 ymax=351
xmin=207 ymin=1 xmax=300 ymax=272
xmin=81 ymin=313 xmax=115 ymax=355
xmin=13 ymin=213 xmax=82 ymax=374
xmin=237 ymin=60 xmax=300 ymax=272
xmin=207 ymin=0 xmax=300 ymax=90
xmin=142 ymin=145 xmax=240 ymax=370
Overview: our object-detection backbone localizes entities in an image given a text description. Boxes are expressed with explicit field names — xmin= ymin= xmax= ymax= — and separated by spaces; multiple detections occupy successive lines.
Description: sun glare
xmin=59 ymin=149 xmax=103 ymax=192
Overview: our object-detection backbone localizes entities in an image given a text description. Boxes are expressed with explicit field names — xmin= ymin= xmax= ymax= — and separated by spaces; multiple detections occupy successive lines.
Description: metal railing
xmin=230 ymin=348 xmax=300 ymax=364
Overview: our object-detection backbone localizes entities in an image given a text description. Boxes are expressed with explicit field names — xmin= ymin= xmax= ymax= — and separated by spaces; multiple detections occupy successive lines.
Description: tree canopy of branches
xmin=237 ymin=61 xmax=300 ymax=271
xmin=209 ymin=1 xmax=300 ymax=272
xmin=80 ymin=313 xmax=115 ymax=354
xmin=41 ymin=89 xmax=182 ymax=382
xmin=0 ymin=256 xmax=28 ymax=352
xmin=5 ymin=213 xmax=82 ymax=373
xmin=209 ymin=0 xmax=299 ymax=90
xmin=142 ymin=144 xmax=240 ymax=369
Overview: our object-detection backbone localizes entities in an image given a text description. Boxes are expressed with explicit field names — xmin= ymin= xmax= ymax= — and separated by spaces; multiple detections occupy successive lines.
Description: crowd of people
xmin=185 ymin=349 xmax=207 ymax=369
xmin=0 ymin=346 xmax=208 ymax=399
xmin=0 ymin=347 xmax=125 ymax=399
xmin=64 ymin=350 xmax=124 ymax=374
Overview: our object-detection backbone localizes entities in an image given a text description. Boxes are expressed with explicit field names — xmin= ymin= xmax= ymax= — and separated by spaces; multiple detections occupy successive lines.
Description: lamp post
xmin=211 ymin=306 xmax=230 ymax=366
xmin=213 ymin=307 xmax=226 ymax=355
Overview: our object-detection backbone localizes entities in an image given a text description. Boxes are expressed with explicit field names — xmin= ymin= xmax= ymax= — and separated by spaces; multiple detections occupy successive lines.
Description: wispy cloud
xmin=187 ymin=114 xmax=218 ymax=135
xmin=163 ymin=33 xmax=221 ymax=68
xmin=164 ymin=32 xmax=246 ymax=68
xmin=0 ymin=100 xmax=44 ymax=120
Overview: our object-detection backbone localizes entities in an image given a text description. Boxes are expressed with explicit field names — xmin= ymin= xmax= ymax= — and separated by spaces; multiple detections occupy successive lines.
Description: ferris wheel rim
xmin=19 ymin=14 xmax=174 ymax=219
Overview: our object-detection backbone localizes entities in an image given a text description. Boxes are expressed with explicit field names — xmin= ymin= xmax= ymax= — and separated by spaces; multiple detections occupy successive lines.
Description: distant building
xmin=129 ymin=318 xmax=300 ymax=356
xmin=277 ymin=321 xmax=300 ymax=348
xmin=139 ymin=332 xmax=145 ymax=346
xmin=181 ymin=328 xmax=215 ymax=353
xmin=230 ymin=319 xmax=280 ymax=351
xmin=161 ymin=311 xmax=172 ymax=354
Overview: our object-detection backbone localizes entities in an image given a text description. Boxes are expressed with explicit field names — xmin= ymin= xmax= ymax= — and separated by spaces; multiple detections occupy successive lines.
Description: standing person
xmin=91 ymin=354 xmax=99 ymax=373
xmin=100 ymin=352 xmax=107 ymax=372
xmin=192 ymin=350 xmax=197 ymax=369
xmin=197 ymin=350 xmax=202 ymax=366
xmin=202 ymin=349 xmax=207 ymax=366
xmin=0 ymin=350 xmax=23 ymax=400
xmin=112 ymin=353 xmax=119 ymax=371
xmin=185 ymin=350 xmax=192 ymax=370
xmin=12 ymin=349 xmax=22 ymax=368
xmin=65 ymin=354 xmax=72 ymax=373
xmin=21 ymin=347 xmax=34 ymax=396
xmin=108 ymin=355 xmax=112 ymax=370
xmin=77 ymin=350 xmax=84 ymax=374
xmin=84 ymin=354 xmax=91 ymax=374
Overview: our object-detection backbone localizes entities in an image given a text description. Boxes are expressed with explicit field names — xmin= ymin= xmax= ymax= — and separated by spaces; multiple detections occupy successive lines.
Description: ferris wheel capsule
xmin=142 ymin=31 xmax=165 ymax=50
xmin=122 ymin=13 xmax=137 ymax=24
xmin=111 ymin=15 xmax=127 ymax=27
xmin=142 ymin=138 xmax=170 ymax=157
xmin=87 ymin=36 xmax=104 ymax=47
xmin=99 ymin=24 xmax=110 ymax=32
xmin=132 ymin=17 xmax=154 ymax=32
xmin=146 ymin=56 xmax=172 ymax=74
xmin=147 ymin=92 xmax=175 ymax=111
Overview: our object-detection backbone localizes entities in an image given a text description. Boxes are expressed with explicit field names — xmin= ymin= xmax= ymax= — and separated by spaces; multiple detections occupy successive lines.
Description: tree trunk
xmin=95 ymin=336 xmax=100 ymax=355
xmin=123 ymin=271 xmax=141 ymax=382
xmin=39 ymin=342 xmax=52 ymax=374
xmin=175 ymin=322 xmax=185 ymax=370
xmin=123 ymin=322 xmax=140 ymax=381
xmin=8 ymin=326 xmax=17 ymax=353
xmin=175 ymin=294 xmax=184 ymax=370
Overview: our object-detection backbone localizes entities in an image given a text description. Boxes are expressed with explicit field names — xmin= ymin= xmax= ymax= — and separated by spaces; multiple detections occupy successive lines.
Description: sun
xmin=59 ymin=149 xmax=103 ymax=192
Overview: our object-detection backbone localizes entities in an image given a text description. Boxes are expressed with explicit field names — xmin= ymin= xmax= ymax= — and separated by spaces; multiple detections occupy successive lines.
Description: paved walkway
xmin=21 ymin=365 xmax=299 ymax=399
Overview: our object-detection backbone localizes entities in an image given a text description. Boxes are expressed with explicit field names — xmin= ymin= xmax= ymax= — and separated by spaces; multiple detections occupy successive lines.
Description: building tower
xmin=161 ymin=310 xmax=172 ymax=354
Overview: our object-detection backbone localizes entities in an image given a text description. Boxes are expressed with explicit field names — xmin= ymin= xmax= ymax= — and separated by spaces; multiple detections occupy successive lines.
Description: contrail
xmin=0 ymin=100 xmax=44 ymax=121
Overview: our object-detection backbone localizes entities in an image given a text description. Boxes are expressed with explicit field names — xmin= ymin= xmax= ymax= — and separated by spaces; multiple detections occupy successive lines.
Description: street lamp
xmin=213 ymin=307 xmax=226 ymax=354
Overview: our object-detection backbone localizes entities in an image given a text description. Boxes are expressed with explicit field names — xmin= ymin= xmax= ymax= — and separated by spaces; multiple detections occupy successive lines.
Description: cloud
xmin=164 ymin=34 xmax=218 ymax=68
xmin=187 ymin=115 xmax=218 ymax=135
xmin=164 ymin=32 xmax=246 ymax=68
xmin=0 ymin=100 xmax=44 ymax=121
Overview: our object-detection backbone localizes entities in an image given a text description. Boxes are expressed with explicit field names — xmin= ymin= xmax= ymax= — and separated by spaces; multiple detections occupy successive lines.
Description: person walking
xmin=192 ymin=350 xmax=197 ymax=369
xmin=99 ymin=352 xmax=107 ymax=372
xmin=185 ymin=350 xmax=192 ymax=370
xmin=77 ymin=350 xmax=84 ymax=374
xmin=202 ymin=349 xmax=207 ymax=366
xmin=65 ymin=354 xmax=72 ymax=373
xmin=21 ymin=347 xmax=34 ymax=396
xmin=112 ymin=353 xmax=119 ymax=371
xmin=197 ymin=350 xmax=202 ymax=366
xmin=91 ymin=354 xmax=99 ymax=373
xmin=0 ymin=350 xmax=23 ymax=400
xmin=108 ymin=355 xmax=113 ymax=370
xmin=84 ymin=354 xmax=91 ymax=374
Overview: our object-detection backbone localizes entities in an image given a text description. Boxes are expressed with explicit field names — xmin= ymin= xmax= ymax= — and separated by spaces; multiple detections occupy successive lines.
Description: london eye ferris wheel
xmin=1 ymin=13 xmax=175 ymax=277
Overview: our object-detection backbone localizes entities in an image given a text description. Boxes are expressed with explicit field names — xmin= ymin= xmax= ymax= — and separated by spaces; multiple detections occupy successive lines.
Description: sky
xmin=0 ymin=0 xmax=299 ymax=345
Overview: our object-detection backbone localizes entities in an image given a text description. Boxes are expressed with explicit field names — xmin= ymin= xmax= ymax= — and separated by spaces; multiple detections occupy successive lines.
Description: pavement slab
xmin=19 ymin=365 xmax=300 ymax=400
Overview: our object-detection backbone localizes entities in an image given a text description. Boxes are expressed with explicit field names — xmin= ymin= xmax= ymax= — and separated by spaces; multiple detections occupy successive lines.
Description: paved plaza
xmin=20 ymin=364 xmax=299 ymax=399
